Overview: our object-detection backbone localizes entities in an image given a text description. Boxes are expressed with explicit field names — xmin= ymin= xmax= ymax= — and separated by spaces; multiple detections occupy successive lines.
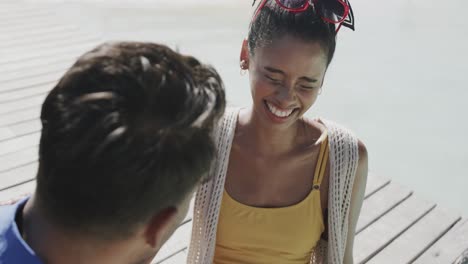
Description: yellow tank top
xmin=214 ymin=134 xmax=329 ymax=264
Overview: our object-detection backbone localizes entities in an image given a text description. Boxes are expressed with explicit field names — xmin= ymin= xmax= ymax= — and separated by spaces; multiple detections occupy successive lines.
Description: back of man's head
xmin=36 ymin=42 xmax=225 ymax=242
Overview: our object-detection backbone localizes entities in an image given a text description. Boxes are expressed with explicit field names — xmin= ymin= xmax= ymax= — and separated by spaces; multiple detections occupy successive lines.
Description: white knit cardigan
xmin=187 ymin=107 xmax=359 ymax=264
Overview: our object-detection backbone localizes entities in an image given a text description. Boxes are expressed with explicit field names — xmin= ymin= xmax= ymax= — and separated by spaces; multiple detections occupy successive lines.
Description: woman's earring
xmin=240 ymin=60 xmax=248 ymax=76
xmin=318 ymin=88 xmax=323 ymax=95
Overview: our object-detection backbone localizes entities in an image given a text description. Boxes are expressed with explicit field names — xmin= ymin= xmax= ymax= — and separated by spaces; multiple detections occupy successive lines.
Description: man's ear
xmin=144 ymin=207 xmax=177 ymax=249
xmin=240 ymin=38 xmax=250 ymax=69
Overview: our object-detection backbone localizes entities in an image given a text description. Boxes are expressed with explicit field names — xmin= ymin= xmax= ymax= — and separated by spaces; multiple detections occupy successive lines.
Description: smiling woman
xmin=187 ymin=0 xmax=367 ymax=264
xmin=246 ymin=36 xmax=327 ymax=125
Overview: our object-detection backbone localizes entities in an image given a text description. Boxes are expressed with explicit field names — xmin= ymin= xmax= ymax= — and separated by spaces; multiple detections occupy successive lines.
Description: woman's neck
xmin=238 ymin=107 xmax=306 ymax=157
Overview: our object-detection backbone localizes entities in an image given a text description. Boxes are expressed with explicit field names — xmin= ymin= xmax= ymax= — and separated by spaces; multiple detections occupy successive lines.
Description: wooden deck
xmin=1 ymin=3 xmax=467 ymax=264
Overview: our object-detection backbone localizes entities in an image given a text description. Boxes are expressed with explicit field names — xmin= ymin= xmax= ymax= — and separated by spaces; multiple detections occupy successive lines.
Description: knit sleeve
xmin=187 ymin=107 xmax=239 ymax=264
xmin=321 ymin=120 xmax=360 ymax=264
xmin=310 ymin=239 xmax=328 ymax=264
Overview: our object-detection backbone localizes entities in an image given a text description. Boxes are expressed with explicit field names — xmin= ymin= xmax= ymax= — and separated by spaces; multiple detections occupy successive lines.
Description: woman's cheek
xmin=252 ymin=79 xmax=274 ymax=95
xmin=299 ymin=90 xmax=319 ymax=107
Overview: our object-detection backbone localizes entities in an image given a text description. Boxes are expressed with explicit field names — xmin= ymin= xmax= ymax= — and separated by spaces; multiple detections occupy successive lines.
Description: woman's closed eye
xmin=265 ymin=74 xmax=282 ymax=84
xmin=299 ymin=85 xmax=315 ymax=90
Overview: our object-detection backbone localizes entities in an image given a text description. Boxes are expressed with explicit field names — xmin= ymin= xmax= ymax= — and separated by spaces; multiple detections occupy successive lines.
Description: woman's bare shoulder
xmin=299 ymin=117 xmax=328 ymax=146
xmin=358 ymin=139 xmax=368 ymax=162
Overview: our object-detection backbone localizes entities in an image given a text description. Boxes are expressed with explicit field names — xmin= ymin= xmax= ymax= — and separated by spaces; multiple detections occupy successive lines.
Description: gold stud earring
xmin=240 ymin=60 xmax=248 ymax=76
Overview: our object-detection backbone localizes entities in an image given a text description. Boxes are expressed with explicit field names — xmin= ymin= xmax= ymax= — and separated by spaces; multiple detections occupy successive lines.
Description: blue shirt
xmin=0 ymin=198 xmax=43 ymax=264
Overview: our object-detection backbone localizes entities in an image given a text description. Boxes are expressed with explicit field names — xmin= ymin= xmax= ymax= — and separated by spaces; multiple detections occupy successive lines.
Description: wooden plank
xmin=0 ymin=146 xmax=38 ymax=173
xmin=0 ymin=18 xmax=72 ymax=32
xmin=1 ymin=39 xmax=99 ymax=63
xmin=0 ymin=71 xmax=60 ymax=93
xmin=0 ymin=106 xmax=41 ymax=127
xmin=0 ymin=61 xmax=69 ymax=83
xmin=368 ymin=206 xmax=461 ymax=264
xmin=0 ymin=15 xmax=60 ymax=26
xmin=0 ymin=31 xmax=90 ymax=49
xmin=0 ymin=25 xmax=77 ymax=41
xmin=364 ymin=172 xmax=390 ymax=198
xmin=4 ymin=35 xmax=100 ymax=57
xmin=0 ymin=53 xmax=76 ymax=74
xmin=0 ymin=162 xmax=37 ymax=190
xmin=152 ymin=220 xmax=192 ymax=263
xmin=0 ymin=41 xmax=99 ymax=65
xmin=0 ymin=8 xmax=51 ymax=19
xmin=0 ymin=96 xmax=44 ymax=115
xmin=0 ymin=180 xmax=36 ymax=201
xmin=414 ymin=218 xmax=468 ymax=264
xmin=0 ymin=21 xmax=76 ymax=36
xmin=155 ymin=249 xmax=187 ymax=264
xmin=354 ymin=194 xmax=436 ymax=264
xmin=0 ymin=26 xmax=81 ymax=48
xmin=0 ymin=26 xmax=83 ymax=50
xmin=0 ymin=132 xmax=40 ymax=156
xmin=0 ymin=127 xmax=15 ymax=141
xmin=0 ymin=14 xmax=52 ymax=24
xmin=0 ymin=84 xmax=51 ymax=103
xmin=357 ymin=182 xmax=412 ymax=233
xmin=9 ymin=119 xmax=42 ymax=137
xmin=0 ymin=10 xmax=51 ymax=19
xmin=0 ymin=17 xmax=54 ymax=27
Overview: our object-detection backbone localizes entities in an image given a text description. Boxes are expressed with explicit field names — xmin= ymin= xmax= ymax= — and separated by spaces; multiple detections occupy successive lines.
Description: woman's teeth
xmin=266 ymin=102 xmax=294 ymax=118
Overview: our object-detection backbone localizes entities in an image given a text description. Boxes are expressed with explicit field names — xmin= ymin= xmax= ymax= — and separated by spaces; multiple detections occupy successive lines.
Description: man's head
xmin=35 ymin=42 xmax=225 ymax=262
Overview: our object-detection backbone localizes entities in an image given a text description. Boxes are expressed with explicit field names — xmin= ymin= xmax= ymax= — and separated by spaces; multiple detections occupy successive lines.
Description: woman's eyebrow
xmin=264 ymin=66 xmax=284 ymax=74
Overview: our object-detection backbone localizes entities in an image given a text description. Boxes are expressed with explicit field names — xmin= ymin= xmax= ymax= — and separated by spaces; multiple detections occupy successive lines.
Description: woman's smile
xmin=263 ymin=100 xmax=299 ymax=123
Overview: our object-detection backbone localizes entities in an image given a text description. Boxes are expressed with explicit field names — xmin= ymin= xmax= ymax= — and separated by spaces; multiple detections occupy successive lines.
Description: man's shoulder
xmin=0 ymin=204 xmax=16 ymax=232
xmin=0 ymin=203 xmax=18 ymax=260
xmin=0 ymin=199 xmax=43 ymax=264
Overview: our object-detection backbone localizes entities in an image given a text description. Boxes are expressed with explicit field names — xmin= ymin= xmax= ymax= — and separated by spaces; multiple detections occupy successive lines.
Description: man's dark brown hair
xmin=36 ymin=42 xmax=225 ymax=239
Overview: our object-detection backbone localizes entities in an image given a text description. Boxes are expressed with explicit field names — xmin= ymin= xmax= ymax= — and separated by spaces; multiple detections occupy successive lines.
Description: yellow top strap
xmin=313 ymin=134 xmax=329 ymax=188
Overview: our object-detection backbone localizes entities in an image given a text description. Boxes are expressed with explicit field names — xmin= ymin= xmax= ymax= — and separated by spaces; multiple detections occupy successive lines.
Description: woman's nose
xmin=277 ymin=84 xmax=296 ymax=103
